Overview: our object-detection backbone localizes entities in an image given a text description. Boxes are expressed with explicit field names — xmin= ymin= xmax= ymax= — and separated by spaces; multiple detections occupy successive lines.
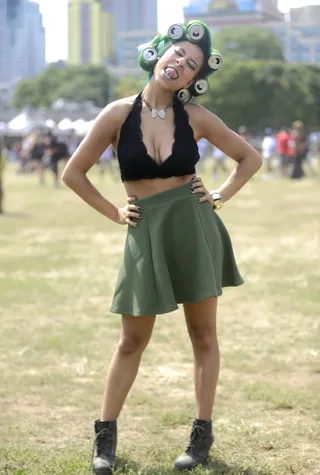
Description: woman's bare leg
xmin=183 ymin=296 xmax=219 ymax=420
xmin=174 ymin=297 xmax=219 ymax=471
xmin=101 ymin=314 xmax=156 ymax=421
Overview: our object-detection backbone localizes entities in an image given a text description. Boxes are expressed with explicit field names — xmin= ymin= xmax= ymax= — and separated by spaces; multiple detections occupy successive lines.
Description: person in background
xmin=97 ymin=145 xmax=117 ymax=179
xmin=43 ymin=132 xmax=70 ymax=187
xmin=238 ymin=125 xmax=250 ymax=144
xmin=58 ymin=139 xmax=71 ymax=170
xmin=211 ymin=146 xmax=228 ymax=180
xmin=0 ymin=137 xmax=6 ymax=214
xmin=276 ymin=127 xmax=291 ymax=178
xmin=291 ymin=120 xmax=309 ymax=180
xmin=286 ymin=129 xmax=296 ymax=173
xmin=43 ymin=132 xmax=59 ymax=187
xmin=261 ymin=128 xmax=277 ymax=180
xmin=197 ymin=137 xmax=209 ymax=173
xmin=2 ymin=136 xmax=15 ymax=163
xmin=66 ymin=133 xmax=80 ymax=157
xmin=29 ymin=132 xmax=45 ymax=185
xmin=304 ymin=132 xmax=317 ymax=177
xmin=17 ymin=131 xmax=37 ymax=174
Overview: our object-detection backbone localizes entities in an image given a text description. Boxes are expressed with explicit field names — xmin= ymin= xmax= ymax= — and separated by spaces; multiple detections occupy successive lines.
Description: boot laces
xmin=186 ymin=424 xmax=206 ymax=455
xmin=91 ymin=428 xmax=111 ymax=473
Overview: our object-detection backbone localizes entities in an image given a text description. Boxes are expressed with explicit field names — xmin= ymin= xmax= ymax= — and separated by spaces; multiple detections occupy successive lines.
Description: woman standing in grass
xmin=62 ymin=21 xmax=262 ymax=474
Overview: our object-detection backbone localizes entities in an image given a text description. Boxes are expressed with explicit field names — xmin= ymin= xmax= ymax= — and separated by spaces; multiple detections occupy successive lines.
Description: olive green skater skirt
xmin=110 ymin=183 xmax=244 ymax=316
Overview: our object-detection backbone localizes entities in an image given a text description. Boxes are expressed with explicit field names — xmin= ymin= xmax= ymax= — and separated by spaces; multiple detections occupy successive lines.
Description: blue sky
xmin=33 ymin=0 xmax=319 ymax=62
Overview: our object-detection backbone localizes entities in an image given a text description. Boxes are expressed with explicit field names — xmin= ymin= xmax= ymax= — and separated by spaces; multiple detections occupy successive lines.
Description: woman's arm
xmin=189 ymin=105 xmax=262 ymax=202
xmin=61 ymin=99 xmax=135 ymax=224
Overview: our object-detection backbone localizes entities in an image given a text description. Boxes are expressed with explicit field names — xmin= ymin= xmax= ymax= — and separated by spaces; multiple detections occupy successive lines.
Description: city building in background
xmin=184 ymin=0 xmax=320 ymax=67
xmin=68 ymin=0 xmax=114 ymax=66
xmin=24 ymin=1 xmax=46 ymax=78
xmin=0 ymin=0 xmax=45 ymax=85
xmin=268 ymin=4 xmax=320 ymax=65
xmin=68 ymin=0 xmax=158 ymax=77
xmin=113 ymin=0 xmax=157 ymax=75
xmin=0 ymin=0 xmax=10 ymax=83
xmin=289 ymin=4 xmax=320 ymax=23
xmin=184 ymin=1 xmax=283 ymax=27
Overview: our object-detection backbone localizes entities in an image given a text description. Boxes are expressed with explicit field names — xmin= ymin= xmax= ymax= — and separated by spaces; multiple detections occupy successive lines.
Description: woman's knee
xmin=188 ymin=323 xmax=217 ymax=351
xmin=118 ymin=315 xmax=156 ymax=355
xmin=118 ymin=332 xmax=150 ymax=355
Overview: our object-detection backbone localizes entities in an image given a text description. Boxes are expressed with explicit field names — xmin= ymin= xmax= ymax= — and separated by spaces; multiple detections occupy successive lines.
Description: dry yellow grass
xmin=0 ymin=162 xmax=319 ymax=474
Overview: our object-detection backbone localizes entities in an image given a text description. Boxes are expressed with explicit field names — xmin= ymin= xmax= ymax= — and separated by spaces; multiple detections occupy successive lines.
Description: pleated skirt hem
xmin=111 ymin=287 xmax=241 ymax=317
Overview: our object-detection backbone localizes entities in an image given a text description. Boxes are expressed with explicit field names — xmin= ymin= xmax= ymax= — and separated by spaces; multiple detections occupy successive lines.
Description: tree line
xmin=12 ymin=26 xmax=320 ymax=132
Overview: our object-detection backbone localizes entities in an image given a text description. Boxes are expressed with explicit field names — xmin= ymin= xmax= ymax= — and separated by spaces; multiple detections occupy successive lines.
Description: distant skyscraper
xmin=68 ymin=0 xmax=114 ymax=66
xmin=268 ymin=5 xmax=320 ymax=66
xmin=0 ymin=1 xmax=10 ymax=82
xmin=113 ymin=0 xmax=158 ymax=73
xmin=68 ymin=0 xmax=158 ymax=76
xmin=15 ymin=1 xmax=46 ymax=79
xmin=0 ymin=0 xmax=45 ymax=84
xmin=289 ymin=4 xmax=320 ymax=24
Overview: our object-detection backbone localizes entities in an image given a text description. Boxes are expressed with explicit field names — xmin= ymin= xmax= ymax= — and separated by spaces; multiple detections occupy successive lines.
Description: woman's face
xmin=153 ymin=41 xmax=204 ymax=92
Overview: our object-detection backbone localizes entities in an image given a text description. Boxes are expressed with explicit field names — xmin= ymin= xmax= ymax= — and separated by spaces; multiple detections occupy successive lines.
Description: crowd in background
xmin=260 ymin=121 xmax=319 ymax=180
xmin=0 ymin=120 xmax=319 ymax=214
xmin=198 ymin=121 xmax=320 ymax=182
xmin=15 ymin=131 xmax=79 ymax=187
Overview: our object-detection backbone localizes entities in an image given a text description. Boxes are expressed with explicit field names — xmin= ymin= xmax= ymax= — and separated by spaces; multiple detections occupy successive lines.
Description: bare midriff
xmin=123 ymin=175 xmax=195 ymax=200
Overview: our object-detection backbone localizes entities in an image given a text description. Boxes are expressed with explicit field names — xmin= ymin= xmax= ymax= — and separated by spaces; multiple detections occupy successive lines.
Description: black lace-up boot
xmin=91 ymin=420 xmax=117 ymax=475
xmin=174 ymin=419 xmax=214 ymax=471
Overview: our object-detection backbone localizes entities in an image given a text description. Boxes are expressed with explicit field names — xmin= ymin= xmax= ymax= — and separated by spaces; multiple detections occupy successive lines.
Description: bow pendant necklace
xmin=141 ymin=95 xmax=173 ymax=120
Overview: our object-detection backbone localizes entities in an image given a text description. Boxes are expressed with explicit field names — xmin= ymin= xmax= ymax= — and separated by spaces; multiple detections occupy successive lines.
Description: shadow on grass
xmin=114 ymin=454 xmax=272 ymax=475
xmin=204 ymin=457 xmax=271 ymax=475
xmin=0 ymin=447 xmax=272 ymax=475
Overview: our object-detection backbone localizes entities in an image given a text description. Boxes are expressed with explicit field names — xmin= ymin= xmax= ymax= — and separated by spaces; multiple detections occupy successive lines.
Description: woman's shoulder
xmin=116 ymin=94 xmax=139 ymax=108
xmin=184 ymin=102 xmax=204 ymax=114
xmin=102 ymin=94 xmax=138 ymax=118
xmin=184 ymin=103 xmax=220 ymax=134
xmin=93 ymin=95 xmax=139 ymax=135
xmin=184 ymin=102 xmax=214 ymax=122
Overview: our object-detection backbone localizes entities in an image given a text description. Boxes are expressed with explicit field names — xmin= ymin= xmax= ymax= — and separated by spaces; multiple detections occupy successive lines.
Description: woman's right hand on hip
xmin=116 ymin=197 xmax=142 ymax=227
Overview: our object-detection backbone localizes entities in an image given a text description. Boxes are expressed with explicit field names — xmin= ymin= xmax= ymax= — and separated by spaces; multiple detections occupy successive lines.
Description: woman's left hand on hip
xmin=190 ymin=176 xmax=214 ymax=207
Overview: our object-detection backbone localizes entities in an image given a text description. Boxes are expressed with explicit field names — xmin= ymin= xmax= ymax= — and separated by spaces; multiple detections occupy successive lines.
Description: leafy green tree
xmin=214 ymin=26 xmax=284 ymax=61
xmin=12 ymin=80 xmax=41 ymax=108
xmin=199 ymin=60 xmax=320 ymax=132
xmin=115 ymin=76 xmax=147 ymax=99
xmin=12 ymin=64 xmax=111 ymax=108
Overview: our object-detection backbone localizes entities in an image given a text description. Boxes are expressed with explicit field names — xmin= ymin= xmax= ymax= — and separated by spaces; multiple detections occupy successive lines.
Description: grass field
xmin=0 ymin=163 xmax=319 ymax=475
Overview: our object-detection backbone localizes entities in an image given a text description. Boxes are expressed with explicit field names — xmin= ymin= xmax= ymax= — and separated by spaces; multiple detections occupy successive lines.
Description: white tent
xmin=71 ymin=118 xmax=90 ymax=135
xmin=45 ymin=118 xmax=56 ymax=129
xmin=8 ymin=113 xmax=33 ymax=132
xmin=58 ymin=118 xmax=73 ymax=131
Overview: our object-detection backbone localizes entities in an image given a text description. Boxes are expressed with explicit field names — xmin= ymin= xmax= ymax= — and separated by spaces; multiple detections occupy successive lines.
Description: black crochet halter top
xmin=117 ymin=92 xmax=200 ymax=182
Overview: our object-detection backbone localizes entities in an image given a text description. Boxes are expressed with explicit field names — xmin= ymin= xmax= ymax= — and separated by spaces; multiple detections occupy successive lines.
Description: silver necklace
xmin=141 ymin=95 xmax=173 ymax=119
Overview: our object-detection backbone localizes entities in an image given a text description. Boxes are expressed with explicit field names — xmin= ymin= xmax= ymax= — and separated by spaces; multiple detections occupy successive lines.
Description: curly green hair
xmin=137 ymin=20 xmax=223 ymax=103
